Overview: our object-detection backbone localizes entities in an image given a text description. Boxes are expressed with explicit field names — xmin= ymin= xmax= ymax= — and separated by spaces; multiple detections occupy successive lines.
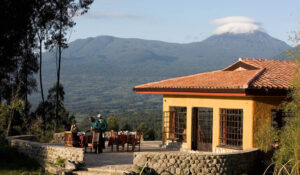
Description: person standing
xmin=88 ymin=117 xmax=97 ymax=131
xmin=89 ymin=117 xmax=102 ymax=153
xmin=97 ymin=114 xmax=107 ymax=150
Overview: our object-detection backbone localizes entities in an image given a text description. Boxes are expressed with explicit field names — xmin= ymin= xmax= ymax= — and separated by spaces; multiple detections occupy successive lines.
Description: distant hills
xmin=29 ymin=31 xmax=291 ymax=119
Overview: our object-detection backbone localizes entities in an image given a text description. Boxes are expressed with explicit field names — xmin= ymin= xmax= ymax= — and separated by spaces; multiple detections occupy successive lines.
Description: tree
xmin=121 ymin=123 xmax=132 ymax=131
xmin=0 ymin=0 xmax=37 ymax=102
xmin=0 ymin=0 xmax=92 ymax=141
xmin=32 ymin=0 xmax=56 ymax=136
xmin=144 ymin=128 xmax=156 ymax=141
xmin=46 ymin=0 xmax=93 ymax=130
xmin=272 ymin=66 xmax=300 ymax=174
xmin=260 ymin=34 xmax=300 ymax=175
xmin=0 ymin=0 xmax=35 ymax=100
xmin=18 ymin=37 xmax=39 ymax=118
xmin=106 ymin=116 xmax=119 ymax=131
xmin=137 ymin=122 xmax=148 ymax=134
xmin=4 ymin=87 xmax=25 ymax=137
xmin=34 ymin=84 xmax=75 ymax=141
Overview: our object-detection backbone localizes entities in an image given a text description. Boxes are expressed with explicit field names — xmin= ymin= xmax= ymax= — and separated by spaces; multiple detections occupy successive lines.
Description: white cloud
xmin=211 ymin=16 xmax=265 ymax=35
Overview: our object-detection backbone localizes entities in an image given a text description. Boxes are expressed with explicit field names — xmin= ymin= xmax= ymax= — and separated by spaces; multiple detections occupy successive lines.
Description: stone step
xmin=73 ymin=164 xmax=133 ymax=175
xmin=73 ymin=170 xmax=122 ymax=175
xmin=87 ymin=164 xmax=133 ymax=172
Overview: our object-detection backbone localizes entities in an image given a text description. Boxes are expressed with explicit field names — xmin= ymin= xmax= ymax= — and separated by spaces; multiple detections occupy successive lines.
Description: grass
xmin=0 ymin=145 xmax=50 ymax=175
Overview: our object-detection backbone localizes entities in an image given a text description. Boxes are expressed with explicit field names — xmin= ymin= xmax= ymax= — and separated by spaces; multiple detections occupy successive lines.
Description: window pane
xmin=219 ymin=109 xmax=243 ymax=147
xmin=164 ymin=107 xmax=187 ymax=142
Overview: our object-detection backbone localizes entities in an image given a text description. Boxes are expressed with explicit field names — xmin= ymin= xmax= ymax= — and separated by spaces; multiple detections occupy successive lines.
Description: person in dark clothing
xmin=97 ymin=114 xmax=107 ymax=150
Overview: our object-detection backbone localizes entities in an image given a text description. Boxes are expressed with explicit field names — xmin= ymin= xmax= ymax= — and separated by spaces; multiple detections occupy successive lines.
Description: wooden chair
xmin=108 ymin=130 xmax=120 ymax=152
xmin=119 ymin=133 xmax=128 ymax=151
xmin=127 ymin=131 xmax=142 ymax=152
xmin=86 ymin=131 xmax=100 ymax=153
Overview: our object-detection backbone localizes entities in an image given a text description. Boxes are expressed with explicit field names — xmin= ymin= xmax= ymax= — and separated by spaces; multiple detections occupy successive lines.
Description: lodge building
xmin=133 ymin=58 xmax=297 ymax=152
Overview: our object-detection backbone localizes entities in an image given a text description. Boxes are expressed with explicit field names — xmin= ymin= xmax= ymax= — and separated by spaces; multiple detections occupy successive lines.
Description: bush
xmin=255 ymin=118 xmax=277 ymax=153
xmin=0 ymin=145 xmax=47 ymax=174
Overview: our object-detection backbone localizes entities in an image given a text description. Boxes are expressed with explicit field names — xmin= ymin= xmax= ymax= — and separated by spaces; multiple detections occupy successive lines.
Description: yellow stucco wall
xmin=162 ymin=95 xmax=285 ymax=151
xmin=252 ymin=96 xmax=285 ymax=146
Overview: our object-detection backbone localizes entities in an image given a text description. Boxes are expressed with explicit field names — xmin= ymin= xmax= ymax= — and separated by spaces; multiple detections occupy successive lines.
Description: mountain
xmin=272 ymin=46 xmax=300 ymax=60
xmin=30 ymin=31 xmax=291 ymax=119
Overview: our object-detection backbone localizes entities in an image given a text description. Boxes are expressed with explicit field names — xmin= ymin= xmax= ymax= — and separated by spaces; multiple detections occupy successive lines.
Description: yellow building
xmin=134 ymin=58 xmax=297 ymax=152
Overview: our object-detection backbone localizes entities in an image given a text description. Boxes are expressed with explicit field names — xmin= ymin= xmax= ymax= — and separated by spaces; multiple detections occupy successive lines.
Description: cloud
xmin=211 ymin=16 xmax=265 ymax=35
xmin=81 ymin=10 xmax=144 ymax=20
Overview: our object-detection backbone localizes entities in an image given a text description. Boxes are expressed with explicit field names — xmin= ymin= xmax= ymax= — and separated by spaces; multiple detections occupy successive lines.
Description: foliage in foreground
xmin=0 ymin=145 xmax=49 ymax=175
xmin=259 ymin=46 xmax=300 ymax=174
xmin=255 ymin=117 xmax=278 ymax=153
xmin=271 ymin=70 xmax=300 ymax=175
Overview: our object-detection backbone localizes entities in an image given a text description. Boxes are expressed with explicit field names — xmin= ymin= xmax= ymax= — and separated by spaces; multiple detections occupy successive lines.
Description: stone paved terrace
xmin=85 ymin=141 xmax=164 ymax=167
xmin=73 ymin=141 xmax=169 ymax=175
xmin=75 ymin=141 xmax=259 ymax=175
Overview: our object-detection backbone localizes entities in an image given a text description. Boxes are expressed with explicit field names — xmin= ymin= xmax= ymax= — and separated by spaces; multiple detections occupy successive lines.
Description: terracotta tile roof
xmin=134 ymin=58 xmax=298 ymax=94
xmin=135 ymin=69 xmax=263 ymax=89
xmin=238 ymin=59 xmax=298 ymax=89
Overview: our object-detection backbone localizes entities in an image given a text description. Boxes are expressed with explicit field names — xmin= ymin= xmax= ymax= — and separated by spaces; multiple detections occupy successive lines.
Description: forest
xmin=0 ymin=0 xmax=93 ymax=142
xmin=0 ymin=0 xmax=162 ymax=143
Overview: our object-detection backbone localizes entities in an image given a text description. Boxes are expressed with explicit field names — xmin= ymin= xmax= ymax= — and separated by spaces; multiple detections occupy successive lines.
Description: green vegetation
xmin=33 ymin=84 xmax=76 ymax=142
xmin=271 ymin=67 xmax=300 ymax=174
xmin=134 ymin=166 xmax=158 ymax=175
xmin=55 ymin=157 xmax=66 ymax=167
xmin=106 ymin=116 xmax=119 ymax=131
xmin=121 ymin=123 xmax=133 ymax=131
xmin=0 ymin=0 xmax=93 ymax=143
xmin=0 ymin=0 xmax=95 ymax=174
xmin=256 ymin=85 xmax=300 ymax=175
xmin=269 ymin=34 xmax=300 ymax=175
xmin=0 ymin=145 xmax=48 ymax=175
xmin=257 ymin=38 xmax=300 ymax=175
xmin=255 ymin=117 xmax=278 ymax=153
xmin=78 ymin=111 xmax=162 ymax=140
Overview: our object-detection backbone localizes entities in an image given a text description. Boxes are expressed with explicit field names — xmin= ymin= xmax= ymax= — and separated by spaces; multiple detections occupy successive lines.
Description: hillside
xmin=29 ymin=31 xmax=291 ymax=119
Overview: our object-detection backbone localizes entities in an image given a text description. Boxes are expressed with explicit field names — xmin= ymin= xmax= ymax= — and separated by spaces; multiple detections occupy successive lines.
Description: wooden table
xmin=64 ymin=131 xmax=80 ymax=147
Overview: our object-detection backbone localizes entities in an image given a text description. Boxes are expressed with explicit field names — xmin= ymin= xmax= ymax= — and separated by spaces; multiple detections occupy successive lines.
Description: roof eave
xmin=133 ymin=87 xmax=247 ymax=96
xmin=133 ymin=87 xmax=291 ymax=97
xmin=245 ymin=87 xmax=291 ymax=96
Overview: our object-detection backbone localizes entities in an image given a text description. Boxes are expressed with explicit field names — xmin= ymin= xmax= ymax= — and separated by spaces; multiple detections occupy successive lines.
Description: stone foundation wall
xmin=134 ymin=149 xmax=259 ymax=175
xmin=6 ymin=135 xmax=84 ymax=165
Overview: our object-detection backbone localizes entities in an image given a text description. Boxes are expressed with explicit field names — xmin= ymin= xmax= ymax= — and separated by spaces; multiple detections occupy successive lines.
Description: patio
xmin=73 ymin=141 xmax=169 ymax=175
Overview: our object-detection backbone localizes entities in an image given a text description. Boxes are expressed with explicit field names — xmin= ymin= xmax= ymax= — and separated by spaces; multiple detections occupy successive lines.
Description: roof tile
xmin=134 ymin=58 xmax=298 ymax=92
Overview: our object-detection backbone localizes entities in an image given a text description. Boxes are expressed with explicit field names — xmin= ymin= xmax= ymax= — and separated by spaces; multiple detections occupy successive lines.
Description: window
xmin=163 ymin=107 xmax=187 ymax=142
xmin=219 ymin=109 xmax=243 ymax=148
xmin=194 ymin=107 xmax=213 ymax=144
xmin=271 ymin=109 xmax=290 ymax=129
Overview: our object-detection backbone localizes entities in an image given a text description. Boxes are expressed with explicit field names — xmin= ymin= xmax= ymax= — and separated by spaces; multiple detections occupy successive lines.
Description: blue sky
xmin=70 ymin=0 xmax=300 ymax=45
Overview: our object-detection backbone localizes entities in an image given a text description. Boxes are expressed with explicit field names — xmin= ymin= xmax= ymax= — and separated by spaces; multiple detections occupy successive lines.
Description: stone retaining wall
xmin=6 ymin=135 xmax=85 ymax=165
xmin=52 ymin=132 xmax=65 ymax=144
xmin=134 ymin=149 xmax=259 ymax=175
